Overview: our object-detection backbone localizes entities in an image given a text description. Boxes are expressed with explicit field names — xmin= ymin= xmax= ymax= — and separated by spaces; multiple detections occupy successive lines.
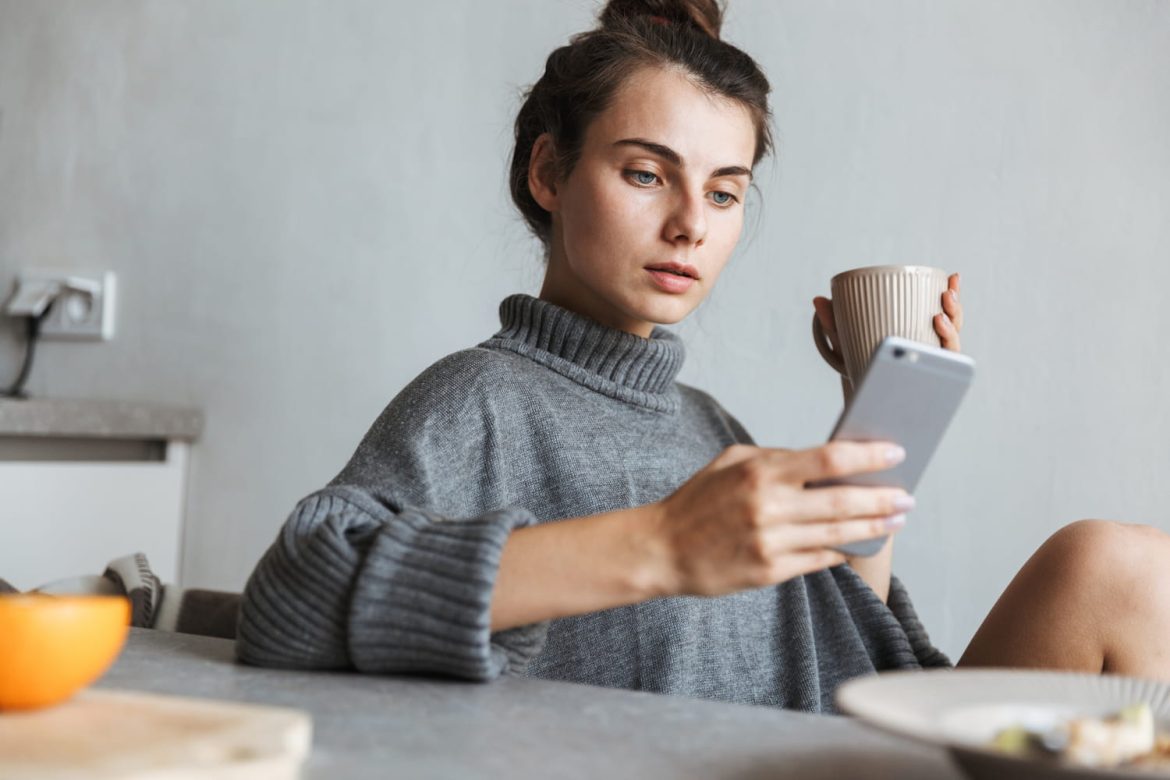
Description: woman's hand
xmin=644 ymin=442 xmax=915 ymax=598
xmin=934 ymin=273 xmax=963 ymax=352
xmin=813 ymin=272 xmax=966 ymax=358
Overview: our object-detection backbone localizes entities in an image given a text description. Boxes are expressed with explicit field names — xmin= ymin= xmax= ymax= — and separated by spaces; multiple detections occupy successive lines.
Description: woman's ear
xmin=528 ymin=133 xmax=560 ymax=213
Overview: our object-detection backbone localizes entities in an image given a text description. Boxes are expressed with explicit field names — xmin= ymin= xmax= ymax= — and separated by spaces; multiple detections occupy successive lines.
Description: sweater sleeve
xmin=235 ymin=485 xmax=549 ymax=680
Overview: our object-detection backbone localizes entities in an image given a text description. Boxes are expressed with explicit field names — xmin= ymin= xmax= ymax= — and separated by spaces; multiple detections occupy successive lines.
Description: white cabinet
xmin=0 ymin=400 xmax=202 ymax=591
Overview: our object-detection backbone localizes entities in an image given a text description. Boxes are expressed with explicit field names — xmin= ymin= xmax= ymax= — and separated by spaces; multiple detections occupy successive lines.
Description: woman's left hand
xmin=935 ymin=273 xmax=963 ymax=353
xmin=813 ymin=272 xmax=964 ymax=356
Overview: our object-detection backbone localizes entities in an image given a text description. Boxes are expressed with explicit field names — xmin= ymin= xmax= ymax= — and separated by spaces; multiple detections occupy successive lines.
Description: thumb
xmin=710 ymin=443 xmax=761 ymax=471
xmin=812 ymin=297 xmax=838 ymax=342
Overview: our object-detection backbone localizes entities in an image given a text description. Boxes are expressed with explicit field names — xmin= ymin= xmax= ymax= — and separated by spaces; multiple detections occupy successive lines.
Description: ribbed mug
xmin=812 ymin=265 xmax=949 ymax=389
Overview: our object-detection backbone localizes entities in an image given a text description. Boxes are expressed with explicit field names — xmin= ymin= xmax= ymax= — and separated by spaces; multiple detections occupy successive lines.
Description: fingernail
xmin=894 ymin=494 xmax=916 ymax=512
xmin=885 ymin=446 xmax=906 ymax=464
xmin=883 ymin=514 xmax=907 ymax=530
xmin=949 ymin=290 xmax=957 ymax=302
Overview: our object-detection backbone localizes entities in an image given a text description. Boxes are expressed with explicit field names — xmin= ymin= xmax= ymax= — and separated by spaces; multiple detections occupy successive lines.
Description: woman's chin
xmin=638 ymin=294 xmax=700 ymax=327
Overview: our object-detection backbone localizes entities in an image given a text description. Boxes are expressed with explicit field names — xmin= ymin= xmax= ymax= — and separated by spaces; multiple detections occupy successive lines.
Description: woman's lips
xmin=647 ymin=269 xmax=695 ymax=294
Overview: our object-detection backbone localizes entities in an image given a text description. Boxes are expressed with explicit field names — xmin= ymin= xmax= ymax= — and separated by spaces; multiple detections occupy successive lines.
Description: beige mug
xmin=812 ymin=265 xmax=949 ymax=390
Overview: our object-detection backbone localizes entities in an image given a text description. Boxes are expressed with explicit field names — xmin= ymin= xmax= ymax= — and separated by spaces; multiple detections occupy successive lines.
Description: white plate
xmin=836 ymin=669 xmax=1170 ymax=779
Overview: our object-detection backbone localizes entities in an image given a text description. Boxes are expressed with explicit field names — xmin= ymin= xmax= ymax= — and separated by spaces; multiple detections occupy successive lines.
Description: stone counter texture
xmin=93 ymin=628 xmax=963 ymax=780
xmin=0 ymin=398 xmax=203 ymax=441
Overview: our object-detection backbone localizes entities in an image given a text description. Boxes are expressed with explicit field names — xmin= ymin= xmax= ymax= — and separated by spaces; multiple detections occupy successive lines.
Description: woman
xmin=237 ymin=0 xmax=1170 ymax=713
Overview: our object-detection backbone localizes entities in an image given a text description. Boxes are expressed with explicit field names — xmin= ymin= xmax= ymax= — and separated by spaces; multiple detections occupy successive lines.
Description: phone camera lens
xmin=893 ymin=347 xmax=906 ymax=358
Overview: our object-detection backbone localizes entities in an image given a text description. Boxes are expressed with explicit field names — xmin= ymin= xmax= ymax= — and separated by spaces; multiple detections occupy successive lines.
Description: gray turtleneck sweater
xmin=236 ymin=294 xmax=950 ymax=713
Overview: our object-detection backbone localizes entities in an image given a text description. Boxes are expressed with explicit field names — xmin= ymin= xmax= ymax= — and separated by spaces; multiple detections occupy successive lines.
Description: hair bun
xmin=599 ymin=0 xmax=724 ymax=40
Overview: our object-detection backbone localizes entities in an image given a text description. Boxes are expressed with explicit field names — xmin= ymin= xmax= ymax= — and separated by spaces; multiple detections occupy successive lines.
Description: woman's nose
xmin=663 ymin=190 xmax=707 ymax=247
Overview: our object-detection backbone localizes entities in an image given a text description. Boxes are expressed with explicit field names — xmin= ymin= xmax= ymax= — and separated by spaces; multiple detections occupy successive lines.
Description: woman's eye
xmin=711 ymin=191 xmax=737 ymax=206
xmin=628 ymin=170 xmax=659 ymax=186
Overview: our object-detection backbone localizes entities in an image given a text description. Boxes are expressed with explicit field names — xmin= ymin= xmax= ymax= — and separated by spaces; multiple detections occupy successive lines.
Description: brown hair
xmin=509 ymin=0 xmax=773 ymax=249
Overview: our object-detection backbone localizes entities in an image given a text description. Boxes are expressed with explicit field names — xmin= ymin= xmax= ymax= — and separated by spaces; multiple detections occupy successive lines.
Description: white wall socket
xmin=23 ymin=270 xmax=116 ymax=341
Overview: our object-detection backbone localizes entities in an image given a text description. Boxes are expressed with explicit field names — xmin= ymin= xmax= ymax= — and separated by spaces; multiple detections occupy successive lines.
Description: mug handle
xmin=812 ymin=312 xmax=846 ymax=375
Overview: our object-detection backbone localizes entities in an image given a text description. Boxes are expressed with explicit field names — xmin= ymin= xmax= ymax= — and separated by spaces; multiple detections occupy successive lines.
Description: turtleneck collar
xmin=481 ymin=294 xmax=685 ymax=413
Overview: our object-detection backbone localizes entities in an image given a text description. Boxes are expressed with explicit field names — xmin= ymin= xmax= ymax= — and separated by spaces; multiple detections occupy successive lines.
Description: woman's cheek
xmin=715 ymin=208 xmax=745 ymax=249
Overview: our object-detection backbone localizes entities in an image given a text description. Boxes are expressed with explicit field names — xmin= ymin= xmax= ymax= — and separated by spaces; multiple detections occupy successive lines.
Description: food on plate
xmin=990 ymin=702 xmax=1170 ymax=769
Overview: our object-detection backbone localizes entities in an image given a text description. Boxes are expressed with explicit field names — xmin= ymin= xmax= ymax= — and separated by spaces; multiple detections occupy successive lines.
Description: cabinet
xmin=0 ymin=399 xmax=202 ymax=590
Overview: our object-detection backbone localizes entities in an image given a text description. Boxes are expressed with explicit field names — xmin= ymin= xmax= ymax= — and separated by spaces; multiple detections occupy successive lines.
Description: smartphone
xmin=810 ymin=336 xmax=976 ymax=557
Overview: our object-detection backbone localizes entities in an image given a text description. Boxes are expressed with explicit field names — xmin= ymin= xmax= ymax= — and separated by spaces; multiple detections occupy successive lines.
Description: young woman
xmin=237 ymin=0 xmax=1170 ymax=713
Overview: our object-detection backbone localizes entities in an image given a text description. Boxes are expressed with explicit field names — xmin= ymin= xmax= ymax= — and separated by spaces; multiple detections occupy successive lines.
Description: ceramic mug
xmin=812 ymin=265 xmax=949 ymax=389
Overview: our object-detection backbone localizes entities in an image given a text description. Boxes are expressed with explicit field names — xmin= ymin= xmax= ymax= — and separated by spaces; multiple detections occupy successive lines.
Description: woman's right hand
xmin=644 ymin=442 xmax=914 ymax=598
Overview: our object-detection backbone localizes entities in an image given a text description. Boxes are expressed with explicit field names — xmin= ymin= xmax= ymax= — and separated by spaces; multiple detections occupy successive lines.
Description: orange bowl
xmin=0 ymin=593 xmax=131 ymax=711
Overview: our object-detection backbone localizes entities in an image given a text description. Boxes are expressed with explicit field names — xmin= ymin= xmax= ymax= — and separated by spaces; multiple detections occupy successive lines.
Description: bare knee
xmin=1038 ymin=519 xmax=1163 ymax=576
xmin=1055 ymin=515 xmax=1166 ymax=549
xmin=1053 ymin=520 xmax=1170 ymax=676
xmin=960 ymin=520 xmax=1170 ymax=673
xmin=1043 ymin=519 xmax=1170 ymax=639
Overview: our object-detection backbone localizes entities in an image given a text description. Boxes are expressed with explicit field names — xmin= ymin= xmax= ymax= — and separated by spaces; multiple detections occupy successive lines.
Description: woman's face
xmin=535 ymin=65 xmax=757 ymax=338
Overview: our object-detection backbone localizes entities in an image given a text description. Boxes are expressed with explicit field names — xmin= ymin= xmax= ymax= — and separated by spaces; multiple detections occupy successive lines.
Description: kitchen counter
xmin=0 ymin=397 xmax=202 ymax=441
xmin=0 ymin=399 xmax=200 ymax=588
xmin=96 ymin=628 xmax=964 ymax=779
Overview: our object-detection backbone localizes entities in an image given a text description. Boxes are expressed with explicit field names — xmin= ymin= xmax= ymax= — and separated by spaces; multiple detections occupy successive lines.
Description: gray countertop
xmin=0 ymin=397 xmax=202 ymax=441
xmin=95 ymin=628 xmax=964 ymax=779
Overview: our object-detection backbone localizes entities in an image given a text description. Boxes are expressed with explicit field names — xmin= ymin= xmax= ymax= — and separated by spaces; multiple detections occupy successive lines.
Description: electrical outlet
xmin=24 ymin=270 xmax=117 ymax=341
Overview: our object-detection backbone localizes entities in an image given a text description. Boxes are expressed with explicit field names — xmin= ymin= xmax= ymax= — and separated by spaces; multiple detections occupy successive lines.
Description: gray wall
xmin=2 ymin=0 xmax=1168 ymax=663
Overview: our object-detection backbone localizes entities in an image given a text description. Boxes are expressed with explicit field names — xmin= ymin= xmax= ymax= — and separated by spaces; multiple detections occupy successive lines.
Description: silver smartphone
xmin=809 ymin=336 xmax=976 ymax=557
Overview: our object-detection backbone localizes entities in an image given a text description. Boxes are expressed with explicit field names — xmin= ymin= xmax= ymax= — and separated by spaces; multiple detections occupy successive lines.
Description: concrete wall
xmin=2 ymin=0 xmax=1167 ymax=661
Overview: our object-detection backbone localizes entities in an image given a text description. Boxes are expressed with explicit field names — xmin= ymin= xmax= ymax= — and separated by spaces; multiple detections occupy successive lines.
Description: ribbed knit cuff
xmin=347 ymin=503 xmax=549 ymax=680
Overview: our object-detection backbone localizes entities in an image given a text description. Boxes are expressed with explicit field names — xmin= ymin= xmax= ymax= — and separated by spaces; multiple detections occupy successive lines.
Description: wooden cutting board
xmin=0 ymin=688 xmax=312 ymax=779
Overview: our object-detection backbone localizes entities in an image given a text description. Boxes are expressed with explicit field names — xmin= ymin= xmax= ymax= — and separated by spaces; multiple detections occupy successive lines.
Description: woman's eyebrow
xmin=613 ymin=138 xmax=752 ymax=180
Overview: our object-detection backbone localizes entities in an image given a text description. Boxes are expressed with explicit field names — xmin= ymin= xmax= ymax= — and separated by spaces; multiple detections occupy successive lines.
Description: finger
xmin=766 ymin=513 xmax=906 ymax=553
xmin=711 ymin=442 xmax=764 ymax=471
xmin=771 ymin=441 xmax=906 ymax=485
xmin=942 ymin=282 xmax=964 ymax=333
xmin=781 ymin=485 xmax=913 ymax=525
xmin=812 ymin=297 xmax=839 ymax=345
xmin=934 ymin=312 xmax=961 ymax=352
xmin=765 ymin=548 xmax=849 ymax=581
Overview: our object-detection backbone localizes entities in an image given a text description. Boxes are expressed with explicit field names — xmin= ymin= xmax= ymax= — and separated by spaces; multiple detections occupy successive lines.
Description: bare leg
xmin=958 ymin=519 xmax=1170 ymax=679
